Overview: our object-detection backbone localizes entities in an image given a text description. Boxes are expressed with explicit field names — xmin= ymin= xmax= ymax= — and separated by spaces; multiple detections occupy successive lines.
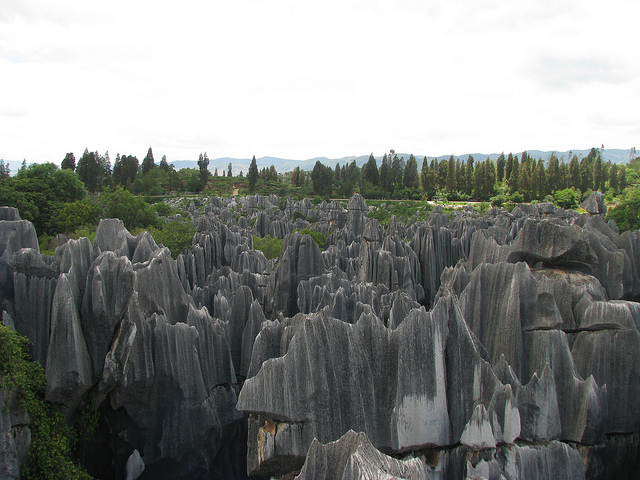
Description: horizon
xmin=0 ymin=146 xmax=635 ymax=165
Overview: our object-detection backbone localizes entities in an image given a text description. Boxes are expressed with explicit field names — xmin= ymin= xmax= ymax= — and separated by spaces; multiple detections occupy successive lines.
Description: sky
xmin=1 ymin=0 xmax=639 ymax=165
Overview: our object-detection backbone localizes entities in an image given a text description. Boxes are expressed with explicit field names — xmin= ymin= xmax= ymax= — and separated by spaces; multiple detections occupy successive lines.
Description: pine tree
xmin=446 ymin=155 xmax=456 ymax=192
xmin=508 ymin=156 xmax=519 ymax=192
xmin=496 ymin=153 xmax=505 ymax=182
xmin=227 ymin=162 xmax=232 ymax=178
xmin=362 ymin=154 xmax=379 ymax=186
xmin=609 ymin=164 xmax=619 ymax=192
xmin=248 ymin=155 xmax=259 ymax=192
xmin=0 ymin=159 xmax=9 ymax=179
xmin=379 ymin=154 xmax=390 ymax=193
xmin=546 ymin=153 xmax=560 ymax=193
xmin=61 ymin=152 xmax=76 ymax=171
xmin=618 ymin=167 xmax=628 ymax=191
xmin=160 ymin=155 xmax=170 ymax=172
xmin=404 ymin=154 xmax=419 ymax=189
xmin=505 ymin=153 xmax=514 ymax=183
xmin=141 ymin=147 xmax=155 ymax=175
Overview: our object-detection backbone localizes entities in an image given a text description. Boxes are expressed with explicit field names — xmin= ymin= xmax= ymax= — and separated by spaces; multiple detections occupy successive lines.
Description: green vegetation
xmin=295 ymin=228 xmax=327 ymax=250
xmin=606 ymin=187 xmax=640 ymax=232
xmin=148 ymin=220 xmax=196 ymax=259
xmin=98 ymin=187 xmax=160 ymax=231
xmin=553 ymin=188 xmax=581 ymax=209
xmin=0 ymin=324 xmax=93 ymax=480
xmin=252 ymin=235 xmax=283 ymax=259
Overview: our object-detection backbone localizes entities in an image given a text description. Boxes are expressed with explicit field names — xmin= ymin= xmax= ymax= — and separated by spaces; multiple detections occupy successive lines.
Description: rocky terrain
xmin=1 ymin=191 xmax=640 ymax=479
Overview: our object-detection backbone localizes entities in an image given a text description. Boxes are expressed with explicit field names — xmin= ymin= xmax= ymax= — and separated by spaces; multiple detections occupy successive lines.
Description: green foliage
xmin=98 ymin=187 xmax=160 ymax=231
xmin=149 ymin=220 xmax=196 ymax=258
xmin=54 ymin=199 xmax=99 ymax=233
xmin=295 ymin=228 xmax=327 ymax=250
xmin=606 ymin=187 xmax=640 ymax=232
xmin=291 ymin=210 xmax=307 ymax=221
xmin=0 ymin=324 xmax=93 ymax=480
xmin=553 ymin=188 xmax=580 ymax=209
xmin=153 ymin=201 xmax=174 ymax=217
xmin=311 ymin=161 xmax=333 ymax=196
xmin=248 ymin=156 xmax=259 ymax=192
xmin=0 ymin=163 xmax=87 ymax=235
xmin=252 ymin=235 xmax=283 ymax=259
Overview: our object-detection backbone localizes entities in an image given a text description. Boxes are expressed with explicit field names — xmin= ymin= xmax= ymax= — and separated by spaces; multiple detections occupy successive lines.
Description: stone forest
xmin=1 ymin=190 xmax=640 ymax=479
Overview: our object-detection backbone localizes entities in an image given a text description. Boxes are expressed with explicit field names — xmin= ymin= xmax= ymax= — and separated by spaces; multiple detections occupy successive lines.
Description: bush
xmin=98 ymin=187 xmax=160 ymax=231
xmin=606 ymin=187 xmax=640 ymax=232
xmin=553 ymin=188 xmax=580 ymax=209
xmin=149 ymin=220 xmax=196 ymax=259
xmin=0 ymin=324 xmax=93 ymax=479
xmin=252 ymin=235 xmax=283 ymax=259
xmin=55 ymin=199 xmax=99 ymax=233
xmin=153 ymin=202 xmax=174 ymax=217
xmin=296 ymin=228 xmax=327 ymax=250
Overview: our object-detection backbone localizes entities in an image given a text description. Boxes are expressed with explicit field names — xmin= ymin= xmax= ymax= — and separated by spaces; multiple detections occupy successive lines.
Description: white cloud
xmin=0 ymin=0 xmax=639 ymax=163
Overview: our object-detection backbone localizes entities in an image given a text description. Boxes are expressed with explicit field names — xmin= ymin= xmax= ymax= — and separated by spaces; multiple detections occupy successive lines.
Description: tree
xmin=505 ymin=153 xmax=514 ymax=183
xmin=508 ymin=156 xmax=519 ymax=192
xmin=76 ymin=148 xmax=101 ymax=192
xmin=609 ymin=164 xmax=619 ymax=192
xmin=390 ymin=155 xmax=404 ymax=192
xmin=20 ymin=159 xmax=27 ymax=171
xmin=227 ymin=162 xmax=232 ymax=178
xmin=496 ymin=153 xmax=505 ymax=182
xmin=98 ymin=186 xmax=159 ymax=231
xmin=61 ymin=153 xmax=76 ymax=171
xmin=197 ymin=153 xmax=209 ymax=187
xmin=362 ymin=154 xmax=379 ymax=186
xmin=606 ymin=187 xmax=640 ymax=232
xmin=0 ymin=160 xmax=10 ymax=179
xmin=141 ymin=147 xmax=155 ymax=175
xmin=379 ymin=154 xmax=390 ymax=193
xmin=248 ymin=155 xmax=259 ymax=192
xmin=446 ymin=155 xmax=456 ymax=192
xmin=159 ymin=155 xmax=170 ymax=172
xmin=619 ymin=167 xmax=628 ymax=192
xmin=404 ymin=155 xmax=419 ymax=189
xmin=1 ymin=163 xmax=86 ymax=234
xmin=311 ymin=161 xmax=333 ymax=196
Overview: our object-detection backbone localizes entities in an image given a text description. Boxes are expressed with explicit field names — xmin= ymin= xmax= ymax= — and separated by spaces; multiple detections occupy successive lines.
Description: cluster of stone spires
xmin=1 ymin=190 xmax=639 ymax=479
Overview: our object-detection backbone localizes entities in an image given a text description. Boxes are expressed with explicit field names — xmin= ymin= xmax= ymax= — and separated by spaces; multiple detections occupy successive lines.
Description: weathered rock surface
xmin=4 ymin=194 xmax=640 ymax=479
xmin=296 ymin=430 xmax=430 ymax=480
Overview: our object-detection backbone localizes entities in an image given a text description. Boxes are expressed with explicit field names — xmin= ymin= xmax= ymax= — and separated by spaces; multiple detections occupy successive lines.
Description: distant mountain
xmin=1 ymin=148 xmax=635 ymax=177
xmin=168 ymin=148 xmax=636 ymax=174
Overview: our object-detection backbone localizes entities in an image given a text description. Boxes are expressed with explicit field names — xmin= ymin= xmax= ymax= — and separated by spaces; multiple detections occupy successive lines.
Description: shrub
xmin=296 ymin=228 xmax=327 ymax=250
xmin=149 ymin=220 xmax=196 ymax=259
xmin=98 ymin=187 xmax=160 ymax=231
xmin=55 ymin=199 xmax=99 ymax=233
xmin=252 ymin=235 xmax=283 ymax=259
xmin=0 ymin=324 xmax=93 ymax=479
xmin=554 ymin=188 xmax=580 ymax=209
xmin=606 ymin=187 xmax=640 ymax=232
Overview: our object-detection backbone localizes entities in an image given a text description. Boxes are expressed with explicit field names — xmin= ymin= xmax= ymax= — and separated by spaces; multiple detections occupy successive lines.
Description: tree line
xmin=308 ymin=147 xmax=633 ymax=204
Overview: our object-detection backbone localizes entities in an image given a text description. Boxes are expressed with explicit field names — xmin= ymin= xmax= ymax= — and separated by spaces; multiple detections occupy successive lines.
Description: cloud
xmin=529 ymin=54 xmax=637 ymax=91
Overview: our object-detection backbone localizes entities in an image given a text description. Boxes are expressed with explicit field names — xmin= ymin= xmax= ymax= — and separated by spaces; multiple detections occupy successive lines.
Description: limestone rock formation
xmin=4 ymin=194 xmax=640 ymax=479
xmin=296 ymin=430 xmax=430 ymax=480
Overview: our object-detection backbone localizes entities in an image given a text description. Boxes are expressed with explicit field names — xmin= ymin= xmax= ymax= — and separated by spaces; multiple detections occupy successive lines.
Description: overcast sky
xmin=1 ymin=0 xmax=639 ymax=164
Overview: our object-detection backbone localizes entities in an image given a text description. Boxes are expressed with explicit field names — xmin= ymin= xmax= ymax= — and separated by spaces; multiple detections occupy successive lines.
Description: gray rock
xmin=265 ymin=233 xmax=326 ymax=318
xmin=45 ymin=273 xmax=93 ymax=407
xmin=125 ymin=449 xmax=145 ymax=480
xmin=296 ymin=430 xmax=430 ymax=480
xmin=81 ymin=251 xmax=135 ymax=377
xmin=580 ymin=191 xmax=607 ymax=215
